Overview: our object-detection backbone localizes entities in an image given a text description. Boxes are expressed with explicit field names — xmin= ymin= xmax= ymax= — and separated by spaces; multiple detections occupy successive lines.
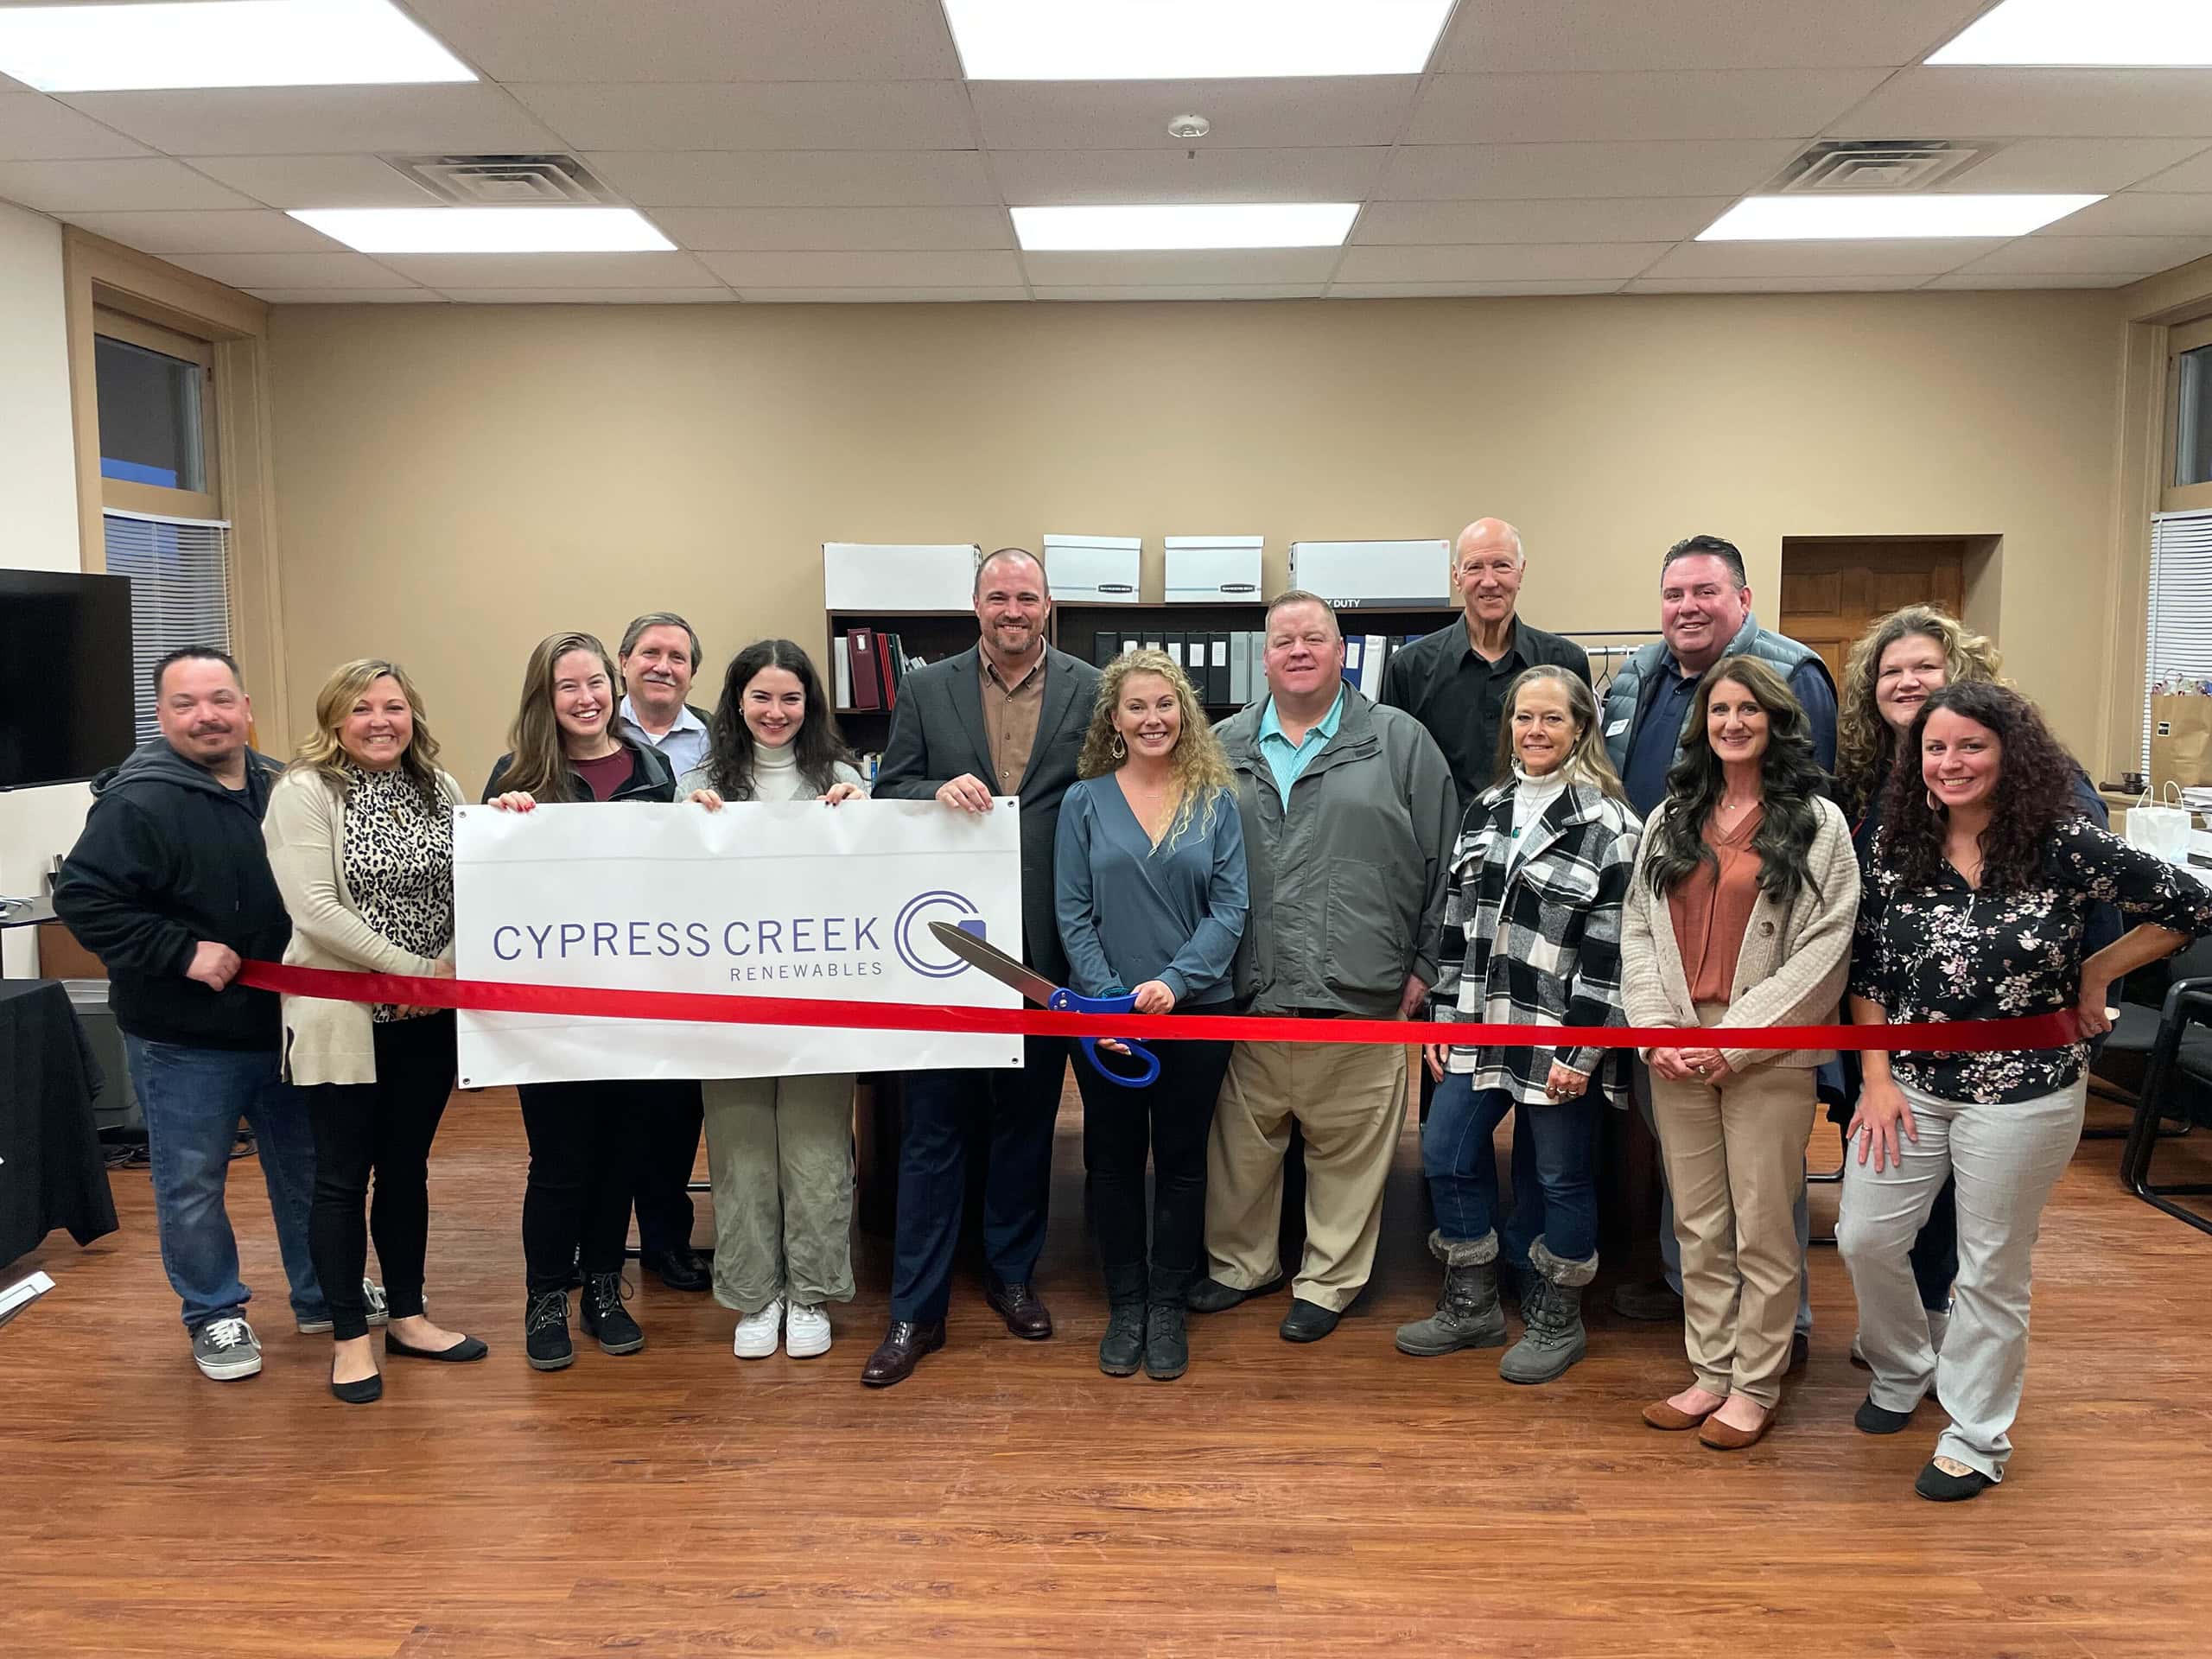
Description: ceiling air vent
xmin=381 ymin=154 xmax=621 ymax=207
xmin=1775 ymin=140 xmax=1988 ymax=194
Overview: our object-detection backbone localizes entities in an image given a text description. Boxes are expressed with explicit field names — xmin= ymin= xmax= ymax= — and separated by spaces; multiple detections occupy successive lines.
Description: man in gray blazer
xmin=861 ymin=547 xmax=1103 ymax=1388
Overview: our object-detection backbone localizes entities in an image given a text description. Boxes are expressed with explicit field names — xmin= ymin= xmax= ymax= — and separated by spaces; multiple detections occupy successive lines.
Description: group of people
xmin=53 ymin=525 xmax=2212 ymax=1504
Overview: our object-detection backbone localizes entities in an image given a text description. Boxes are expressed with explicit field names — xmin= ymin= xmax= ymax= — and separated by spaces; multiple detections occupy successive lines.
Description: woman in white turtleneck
xmin=1395 ymin=665 xmax=1641 ymax=1387
xmin=681 ymin=639 xmax=866 ymax=1362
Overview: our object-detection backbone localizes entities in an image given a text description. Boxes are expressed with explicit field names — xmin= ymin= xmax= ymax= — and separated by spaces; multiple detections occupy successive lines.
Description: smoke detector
xmin=381 ymin=154 xmax=622 ymax=207
xmin=1167 ymin=114 xmax=1211 ymax=140
xmin=1775 ymin=140 xmax=1989 ymax=193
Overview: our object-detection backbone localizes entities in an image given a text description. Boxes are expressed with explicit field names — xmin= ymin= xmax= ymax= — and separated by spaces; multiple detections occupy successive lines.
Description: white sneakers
xmin=785 ymin=1301 xmax=831 ymax=1359
xmin=730 ymin=1296 xmax=832 ymax=1359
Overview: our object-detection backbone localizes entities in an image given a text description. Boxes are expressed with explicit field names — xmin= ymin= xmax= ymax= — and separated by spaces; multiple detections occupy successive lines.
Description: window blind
xmin=2145 ymin=507 xmax=2212 ymax=771
xmin=103 ymin=509 xmax=232 ymax=744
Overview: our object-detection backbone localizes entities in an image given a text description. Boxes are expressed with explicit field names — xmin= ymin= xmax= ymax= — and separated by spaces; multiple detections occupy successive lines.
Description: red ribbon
xmin=238 ymin=962 xmax=2078 ymax=1054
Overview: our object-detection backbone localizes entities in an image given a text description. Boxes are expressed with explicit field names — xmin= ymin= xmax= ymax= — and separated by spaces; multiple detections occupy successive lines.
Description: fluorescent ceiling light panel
xmin=290 ymin=207 xmax=674 ymax=253
xmin=1928 ymin=0 xmax=2212 ymax=66
xmin=1012 ymin=203 xmax=1359 ymax=251
xmin=1698 ymin=194 xmax=2103 ymax=241
xmin=944 ymin=0 xmax=1452 ymax=79
xmin=0 ymin=0 xmax=473 ymax=92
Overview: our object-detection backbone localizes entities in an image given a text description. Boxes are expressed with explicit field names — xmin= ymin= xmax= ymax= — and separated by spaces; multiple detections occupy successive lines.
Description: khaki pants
xmin=1649 ymin=1007 xmax=1816 ymax=1408
xmin=1205 ymin=1039 xmax=1408 ymax=1313
xmin=700 ymin=1071 xmax=856 ymax=1315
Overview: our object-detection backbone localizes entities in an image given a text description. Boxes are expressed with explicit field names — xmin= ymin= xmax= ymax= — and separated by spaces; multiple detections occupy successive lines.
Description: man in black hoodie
xmin=54 ymin=647 xmax=334 ymax=1382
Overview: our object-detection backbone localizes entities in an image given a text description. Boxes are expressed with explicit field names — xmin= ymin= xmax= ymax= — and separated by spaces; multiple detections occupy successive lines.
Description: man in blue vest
xmin=1600 ymin=535 xmax=1836 ymax=1361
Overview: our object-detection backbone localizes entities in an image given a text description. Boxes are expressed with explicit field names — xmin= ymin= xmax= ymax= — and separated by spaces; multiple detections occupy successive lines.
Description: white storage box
xmin=823 ymin=543 xmax=978 ymax=611
xmin=1289 ymin=539 xmax=1451 ymax=607
xmin=1165 ymin=535 xmax=1264 ymax=603
xmin=1043 ymin=534 xmax=1142 ymax=604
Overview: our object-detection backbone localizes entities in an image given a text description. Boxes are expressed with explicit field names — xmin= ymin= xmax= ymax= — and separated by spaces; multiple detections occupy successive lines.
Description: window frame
xmin=92 ymin=304 xmax=221 ymax=519
xmin=2163 ymin=314 xmax=2212 ymax=514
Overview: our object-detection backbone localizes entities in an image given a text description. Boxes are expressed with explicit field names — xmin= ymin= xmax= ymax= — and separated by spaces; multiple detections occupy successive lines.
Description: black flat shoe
xmin=1186 ymin=1274 xmax=1285 ymax=1314
xmin=385 ymin=1332 xmax=489 ymax=1363
xmin=1853 ymin=1394 xmax=1916 ymax=1435
xmin=1915 ymin=1458 xmax=1993 ymax=1502
xmin=330 ymin=1368 xmax=382 ymax=1405
xmin=642 ymin=1247 xmax=712 ymax=1294
xmin=1279 ymin=1298 xmax=1341 ymax=1343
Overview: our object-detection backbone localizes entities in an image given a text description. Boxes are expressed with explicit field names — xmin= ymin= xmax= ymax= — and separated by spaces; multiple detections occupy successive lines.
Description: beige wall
xmin=267 ymin=291 xmax=2123 ymax=791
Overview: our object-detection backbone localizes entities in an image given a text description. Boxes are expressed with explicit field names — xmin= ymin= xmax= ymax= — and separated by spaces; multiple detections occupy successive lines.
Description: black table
xmin=0 ymin=978 xmax=118 ymax=1267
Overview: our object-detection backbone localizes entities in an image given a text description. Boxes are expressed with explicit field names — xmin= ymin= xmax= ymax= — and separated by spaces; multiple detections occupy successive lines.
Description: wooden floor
xmin=8 ymin=1084 xmax=2211 ymax=1659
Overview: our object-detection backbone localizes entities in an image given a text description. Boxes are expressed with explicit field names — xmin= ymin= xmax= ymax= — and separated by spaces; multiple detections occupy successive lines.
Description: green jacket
xmin=1215 ymin=685 xmax=1458 ymax=1017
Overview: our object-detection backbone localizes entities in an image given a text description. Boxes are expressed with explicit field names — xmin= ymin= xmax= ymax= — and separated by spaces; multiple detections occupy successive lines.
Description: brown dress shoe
xmin=985 ymin=1281 xmax=1054 ymax=1340
xmin=1699 ymin=1405 xmax=1777 ymax=1450
xmin=1641 ymin=1398 xmax=1719 ymax=1431
xmin=860 ymin=1320 xmax=944 ymax=1388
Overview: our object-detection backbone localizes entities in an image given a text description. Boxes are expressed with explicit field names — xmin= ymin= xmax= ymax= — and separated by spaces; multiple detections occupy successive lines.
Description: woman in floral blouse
xmin=1840 ymin=681 xmax=2212 ymax=1501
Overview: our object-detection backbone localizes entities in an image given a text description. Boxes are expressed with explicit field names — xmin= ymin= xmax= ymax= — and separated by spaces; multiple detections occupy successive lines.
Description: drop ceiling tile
xmin=1334 ymin=242 xmax=1671 ymax=282
xmin=1834 ymin=69 xmax=2212 ymax=140
xmin=377 ymin=251 xmax=724 ymax=286
xmin=0 ymin=93 xmax=149 ymax=161
xmin=1408 ymin=70 xmax=1886 ymax=145
xmin=180 ymin=154 xmax=444 ymax=208
xmin=696 ymin=249 xmax=1022 ymax=285
xmin=1642 ymin=238 xmax=2001 ymax=276
xmin=1035 ymin=285 xmax=1325 ymax=301
xmin=1326 ymin=280 xmax=1626 ymax=296
xmin=970 ymin=78 xmax=1418 ymax=150
xmin=584 ymin=149 xmax=999 ymax=207
xmin=507 ymin=80 xmax=976 ymax=151
xmin=1931 ymin=138 xmax=2210 ymax=194
xmin=733 ymin=287 xmax=1030 ymax=302
xmin=1019 ymin=249 xmax=1342 ymax=286
xmin=436 ymin=288 xmax=737 ymax=302
xmin=2046 ymin=194 xmax=2212 ymax=238
xmin=1956 ymin=235 xmax=2212 ymax=276
xmin=650 ymin=206 xmax=1013 ymax=251
xmin=2137 ymin=149 xmax=2212 ymax=194
xmin=1622 ymin=275 xmax=1931 ymax=292
xmin=57 ymin=86 xmax=563 ymax=156
xmin=57 ymin=208 xmax=343 ymax=253
xmin=1354 ymin=196 xmax=1733 ymax=244
xmin=251 ymin=287 xmax=446 ymax=302
xmin=168 ymin=251 xmax=416 ymax=287
xmin=1381 ymin=139 xmax=1800 ymax=200
xmin=1434 ymin=0 xmax=1989 ymax=72
xmin=0 ymin=157 xmax=260 ymax=211
xmin=1923 ymin=271 xmax=2139 ymax=289
xmin=992 ymin=146 xmax=1388 ymax=207
xmin=404 ymin=0 xmax=961 ymax=82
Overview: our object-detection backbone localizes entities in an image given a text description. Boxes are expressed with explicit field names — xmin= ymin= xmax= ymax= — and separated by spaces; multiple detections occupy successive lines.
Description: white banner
xmin=453 ymin=798 xmax=1025 ymax=1087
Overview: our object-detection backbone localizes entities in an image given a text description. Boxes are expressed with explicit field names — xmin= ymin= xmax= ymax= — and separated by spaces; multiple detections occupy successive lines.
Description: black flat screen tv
xmin=0 ymin=569 xmax=137 ymax=790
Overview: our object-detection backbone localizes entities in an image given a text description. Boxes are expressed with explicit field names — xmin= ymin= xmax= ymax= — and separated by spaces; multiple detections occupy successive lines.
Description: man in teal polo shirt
xmin=1192 ymin=591 xmax=1457 ymax=1343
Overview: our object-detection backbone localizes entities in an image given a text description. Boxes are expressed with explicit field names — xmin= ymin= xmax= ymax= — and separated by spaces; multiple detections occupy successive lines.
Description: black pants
xmin=305 ymin=1012 xmax=456 ymax=1341
xmin=1077 ymin=1032 xmax=1233 ymax=1304
xmin=519 ymin=1078 xmax=636 ymax=1294
xmin=630 ymin=1080 xmax=703 ymax=1259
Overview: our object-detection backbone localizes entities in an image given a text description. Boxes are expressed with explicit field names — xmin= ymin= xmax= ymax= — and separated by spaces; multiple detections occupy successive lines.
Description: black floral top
xmin=1851 ymin=819 xmax=2212 ymax=1103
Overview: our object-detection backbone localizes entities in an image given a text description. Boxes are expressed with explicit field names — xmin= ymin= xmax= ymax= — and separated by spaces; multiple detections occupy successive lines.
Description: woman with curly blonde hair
xmin=1054 ymin=648 xmax=1248 ymax=1381
xmin=1834 ymin=607 xmax=2004 ymax=824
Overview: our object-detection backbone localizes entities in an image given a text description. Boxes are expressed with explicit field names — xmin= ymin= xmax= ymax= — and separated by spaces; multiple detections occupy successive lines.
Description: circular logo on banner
xmin=893 ymin=890 xmax=985 ymax=979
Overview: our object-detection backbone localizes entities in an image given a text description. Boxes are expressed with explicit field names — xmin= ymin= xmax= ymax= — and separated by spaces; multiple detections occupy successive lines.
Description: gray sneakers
xmin=1395 ymin=1230 xmax=1507 ymax=1356
xmin=193 ymin=1315 xmax=263 ymax=1381
xmin=296 ymin=1279 xmax=390 ymax=1336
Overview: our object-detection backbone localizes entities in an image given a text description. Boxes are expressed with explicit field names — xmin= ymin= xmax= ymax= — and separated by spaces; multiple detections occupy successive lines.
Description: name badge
xmin=1605 ymin=719 xmax=1629 ymax=737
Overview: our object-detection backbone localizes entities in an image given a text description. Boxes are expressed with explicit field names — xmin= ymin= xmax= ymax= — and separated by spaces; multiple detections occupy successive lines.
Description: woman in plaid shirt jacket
xmin=1395 ymin=666 xmax=1640 ymax=1384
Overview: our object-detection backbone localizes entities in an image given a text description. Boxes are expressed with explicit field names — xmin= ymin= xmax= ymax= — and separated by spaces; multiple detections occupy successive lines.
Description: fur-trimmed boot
xmin=1499 ymin=1236 xmax=1597 ymax=1384
xmin=1394 ymin=1230 xmax=1506 ymax=1357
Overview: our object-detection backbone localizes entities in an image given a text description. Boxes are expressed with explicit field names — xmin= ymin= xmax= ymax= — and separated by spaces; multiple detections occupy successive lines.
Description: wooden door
xmin=1779 ymin=540 xmax=1968 ymax=683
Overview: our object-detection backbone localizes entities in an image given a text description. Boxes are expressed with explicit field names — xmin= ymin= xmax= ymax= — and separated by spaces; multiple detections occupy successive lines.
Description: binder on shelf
xmin=881 ymin=632 xmax=905 ymax=710
xmin=849 ymin=628 xmax=882 ymax=711
xmin=1229 ymin=632 xmax=1253 ymax=705
xmin=1119 ymin=632 xmax=1141 ymax=660
xmin=1164 ymin=535 xmax=1264 ymax=603
xmin=1358 ymin=633 xmax=1389 ymax=698
xmin=1344 ymin=635 xmax=1365 ymax=683
xmin=1208 ymin=633 xmax=1231 ymax=704
xmin=1289 ymin=539 xmax=1452 ymax=607
xmin=823 ymin=542 xmax=979 ymax=611
xmin=1091 ymin=632 xmax=1122 ymax=669
xmin=1043 ymin=533 xmax=1142 ymax=604
xmin=1142 ymin=629 xmax=1164 ymax=654
xmin=1163 ymin=631 xmax=1186 ymax=674
xmin=834 ymin=633 xmax=854 ymax=709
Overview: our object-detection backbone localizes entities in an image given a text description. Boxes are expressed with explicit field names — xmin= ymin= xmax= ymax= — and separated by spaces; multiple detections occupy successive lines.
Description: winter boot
xmin=1395 ymin=1230 xmax=1507 ymax=1356
xmin=1098 ymin=1263 xmax=1146 ymax=1376
xmin=1499 ymin=1236 xmax=1597 ymax=1384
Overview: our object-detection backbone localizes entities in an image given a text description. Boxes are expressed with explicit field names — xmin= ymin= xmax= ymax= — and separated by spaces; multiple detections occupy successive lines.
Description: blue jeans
xmin=124 ymin=1036 xmax=325 ymax=1332
xmin=1422 ymin=1072 xmax=1600 ymax=1263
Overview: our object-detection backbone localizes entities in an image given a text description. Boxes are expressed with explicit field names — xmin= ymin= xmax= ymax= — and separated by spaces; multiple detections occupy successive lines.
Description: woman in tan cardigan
xmin=264 ymin=659 xmax=483 ymax=1403
xmin=1621 ymin=655 xmax=1858 ymax=1449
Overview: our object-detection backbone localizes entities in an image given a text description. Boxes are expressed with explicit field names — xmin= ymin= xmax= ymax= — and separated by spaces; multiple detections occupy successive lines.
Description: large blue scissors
xmin=928 ymin=921 xmax=1160 ymax=1088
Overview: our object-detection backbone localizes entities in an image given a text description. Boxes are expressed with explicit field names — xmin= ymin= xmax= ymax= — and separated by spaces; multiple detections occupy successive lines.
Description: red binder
xmin=849 ymin=628 xmax=882 ymax=710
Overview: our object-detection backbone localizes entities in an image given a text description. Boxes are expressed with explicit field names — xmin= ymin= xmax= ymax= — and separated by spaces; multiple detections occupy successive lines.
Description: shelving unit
xmin=823 ymin=607 xmax=975 ymax=757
